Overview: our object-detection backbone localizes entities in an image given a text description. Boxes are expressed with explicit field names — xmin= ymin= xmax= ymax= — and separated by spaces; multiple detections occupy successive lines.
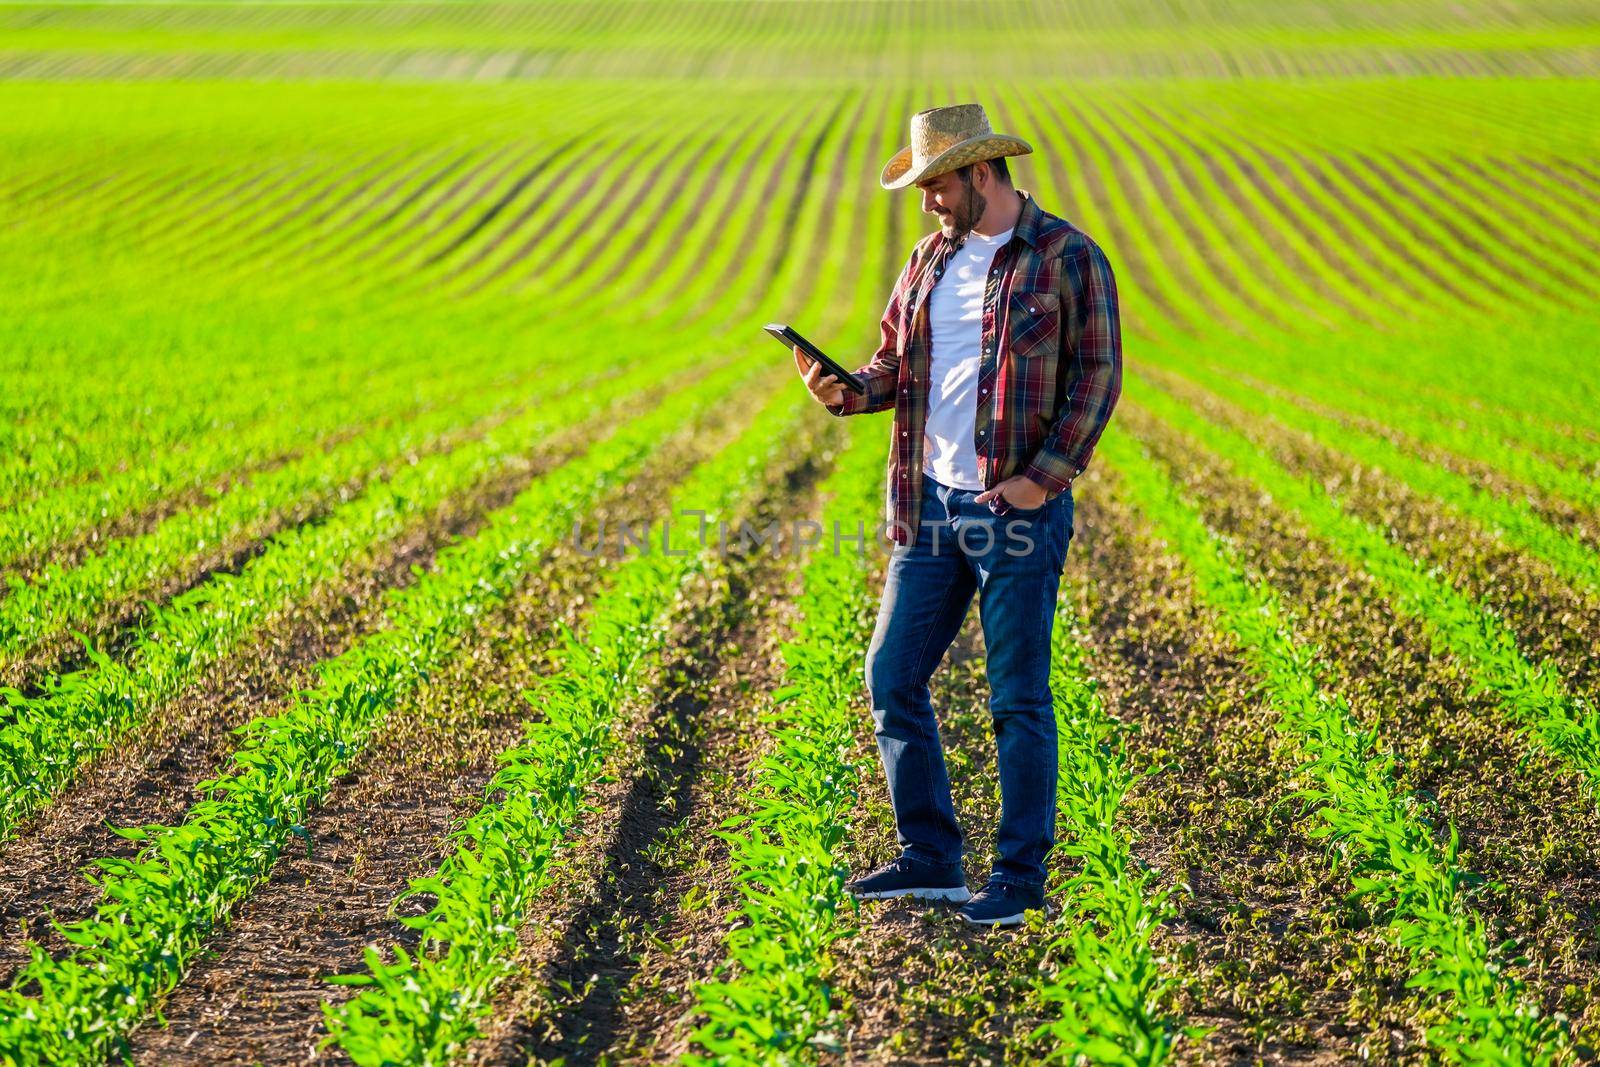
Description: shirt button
xmin=980 ymin=387 xmax=988 ymax=395
xmin=901 ymin=431 xmax=908 ymax=437
xmin=1029 ymin=305 xmax=1038 ymax=313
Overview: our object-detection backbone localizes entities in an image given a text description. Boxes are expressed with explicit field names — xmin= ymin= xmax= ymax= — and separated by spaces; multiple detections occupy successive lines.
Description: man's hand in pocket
xmin=975 ymin=475 xmax=1050 ymax=512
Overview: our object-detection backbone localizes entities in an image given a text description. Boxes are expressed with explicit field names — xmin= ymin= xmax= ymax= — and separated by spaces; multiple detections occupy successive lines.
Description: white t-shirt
xmin=922 ymin=226 xmax=1013 ymax=491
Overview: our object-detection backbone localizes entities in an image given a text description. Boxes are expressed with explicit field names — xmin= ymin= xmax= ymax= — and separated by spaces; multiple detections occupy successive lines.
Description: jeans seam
xmin=906 ymin=538 xmax=967 ymax=866
xmin=978 ymin=554 xmax=1059 ymax=887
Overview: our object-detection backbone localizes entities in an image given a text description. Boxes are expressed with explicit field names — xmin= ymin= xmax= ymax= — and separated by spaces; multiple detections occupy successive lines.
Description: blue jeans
xmin=864 ymin=470 xmax=1074 ymax=888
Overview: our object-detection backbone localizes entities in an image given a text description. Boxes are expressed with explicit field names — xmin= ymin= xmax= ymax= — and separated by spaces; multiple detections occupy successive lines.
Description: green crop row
xmin=0 ymin=350 xmax=769 ymax=1064
xmin=1013 ymin=609 xmax=1182 ymax=1065
xmin=1129 ymin=377 xmax=1600 ymax=798
xmin=2 ymin=1 xmax=1586 ymax=82
xmin=0 ymin=323 xmax=668 ymax=666
xmin=0 ymin=340 xmax=738 ymax=844
xmin=682 ymin=413 xmax=882 ymax=1065
xmin=1171 ymin=332 xmax=1600 ymax=519
xmin=0 ymin=312 xmax=499 ymax=529
xmin=0 ymin=75 xmax=896 ymax=675
xmin=321 ymin=384 xmax=811 ymax=1064
xmin=999 ymin=77 xmax=1599 ymax=437
xmin=0 ymin=311 xmax=556 ymax=553
xmin=0 ymin=84 xmax=770 ymax=491
xmin=8 ymin=76 xmax=1587 ymax=542
xmin=1100 ymin=425 xmax=1570 ymax=1062
xmin=1138 ymin=357 xmax=1600 ymax=597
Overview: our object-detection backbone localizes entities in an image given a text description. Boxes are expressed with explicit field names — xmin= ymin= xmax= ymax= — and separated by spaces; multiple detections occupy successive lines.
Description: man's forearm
xmin=1020 ymin=235 xmax=1122 ymax=494
xmin=826 ymin=364 xmax=898 ymax=416
xmin=1020 ymin=367 xmax=1121 ymax=493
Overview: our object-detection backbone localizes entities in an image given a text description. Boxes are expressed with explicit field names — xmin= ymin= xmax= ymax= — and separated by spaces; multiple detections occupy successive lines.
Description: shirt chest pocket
xmin=1006 ymin=289 xmax=1061 ymax=362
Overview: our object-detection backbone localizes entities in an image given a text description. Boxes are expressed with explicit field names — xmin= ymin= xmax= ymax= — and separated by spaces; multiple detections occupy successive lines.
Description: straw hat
xmin=880 ymin=103 xmax=1032 ymax=190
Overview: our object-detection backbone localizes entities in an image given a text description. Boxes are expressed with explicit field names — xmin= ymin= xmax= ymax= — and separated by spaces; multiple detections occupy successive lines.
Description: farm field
xmin=1 ymin=1 xmax=1598 ymax=1063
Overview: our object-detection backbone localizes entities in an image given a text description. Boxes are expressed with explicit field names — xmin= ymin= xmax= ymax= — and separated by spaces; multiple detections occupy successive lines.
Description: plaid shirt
xmin=827 ymin=188 xmax=1122 ymax=546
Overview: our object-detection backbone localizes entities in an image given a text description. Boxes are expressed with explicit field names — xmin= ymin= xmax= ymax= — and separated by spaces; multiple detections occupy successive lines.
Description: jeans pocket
xmin=989 ymin=492 xmax=1044 ymax=519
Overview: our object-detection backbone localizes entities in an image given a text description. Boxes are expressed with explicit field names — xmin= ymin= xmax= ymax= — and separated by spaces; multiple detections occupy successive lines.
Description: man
xmin=793 ymin=103 xmax=1121 ymax=926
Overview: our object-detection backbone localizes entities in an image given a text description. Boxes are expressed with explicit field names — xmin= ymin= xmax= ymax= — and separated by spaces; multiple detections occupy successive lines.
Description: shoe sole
xmin=849 ymin=885 xmax=972 ymax=902
xmin=958 ymin=910 xmax=1030 ymax=927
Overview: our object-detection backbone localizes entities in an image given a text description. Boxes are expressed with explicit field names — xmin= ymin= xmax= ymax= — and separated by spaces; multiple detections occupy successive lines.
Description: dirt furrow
xmin=1 ymin=388 xmax=544 ymax=692
xmin=1142 ymin=365 xmax=1600 ymax=702
xmin=1287 ymin=151 xmax=1485 ymax=311
xmin=833 ymin=608 xmax=1024 ymax=1065
xmin=473 ymin=490 xmax=813 ymax=1065
xmin=125 ymin=405 xmax=834 ymax=1064
xmin=0 ymin=382 xmax=683 ymax=983
xmin=1071 ymin=466 xmax=1385 ymax=1064
xmin=1124 ymin=401 xmax=1600 ymax=1042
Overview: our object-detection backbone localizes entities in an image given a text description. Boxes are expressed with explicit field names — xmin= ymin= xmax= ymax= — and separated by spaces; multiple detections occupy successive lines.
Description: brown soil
xmin=217 ymin=143 xmax=464 ymax=288
xmin=1100 ymin=97 xmax=1336 ymax=335
xmin=4 ymin=432 xmax=318 ymax=584
xmin=1327 ymin=152 xmax=1524 ymax=309
xmin=742 ymin=91 xmax=863 ymax=316
xmin=1073 ymin=466 xmax=1399 ymax=1064
xmin=117 ymin=398 xmax=833 ymax=1064
xmin=0 ymin=378 xmax=686 ymax=982
xmin=1219 ymin=364 xmax=1600 ymax=545
xmin=181 ymin=149 xmax=405 ymax=277
xmin=1126 ymin=99 xmax=1396 ymax=327
xmin=451 ymin=117 xmax=657 ymax=271
xmin=1546 ymin=157 xmax=1600 ymax=192
xmin=1392 ymin=153 xmax=1597 ymax=300
xmin=611 ymin=103 xmax=793 ymax=310
xmin=297 ymin=146 xmax=479 ymax=272
xmin=1241 ymin=146 xmax=1434 ymax=314
xmin=383 ymin=142 xmax=537 ymax=268
xmin=805 ymin=87 xmax=902 ymax=334
xmin=111 ymin=159 xmax=303 ymax=253
xmin=1520 ymin=155 xmax=1600 ymax=205
xmin=11 ymin=158 xmax=235 ymax=273
xmin=1452 ymin=155 xmax=1600 ymax=256
xmin=1121 ymin=398 xmax=1600 ymax=1041
xmin=826 ymin=457 xmax=1431 ymax=1063
xmin=120 ymin=516 xmax=620 ymax=1065
xmin=1141 ymin=365 xmax=1600 ymax=701
xmin=831 ymin=611 xmax=1027 ymax=1065
xmin=1069 ymin=95 xmax=1298 ymax=340
xmin=471 ymin=485 xmax=813 ymax=1065
xmin=451 ymin=124 xmax=653 ymax=286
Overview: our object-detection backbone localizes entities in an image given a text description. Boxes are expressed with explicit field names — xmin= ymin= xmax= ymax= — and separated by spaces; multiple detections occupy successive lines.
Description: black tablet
xmin=764 ymin=322 xmax=867 ymax=395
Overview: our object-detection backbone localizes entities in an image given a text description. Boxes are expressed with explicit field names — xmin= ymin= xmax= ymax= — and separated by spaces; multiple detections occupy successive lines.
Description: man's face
xmin=917 ymin=164 xmax=988 ymax=239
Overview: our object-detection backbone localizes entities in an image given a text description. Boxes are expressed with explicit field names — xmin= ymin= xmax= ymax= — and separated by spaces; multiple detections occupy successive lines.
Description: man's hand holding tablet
xmin=793 ymin=345 xmax=845 ymax=406
xmin=765 ymin=323 xmax=865 ymax=408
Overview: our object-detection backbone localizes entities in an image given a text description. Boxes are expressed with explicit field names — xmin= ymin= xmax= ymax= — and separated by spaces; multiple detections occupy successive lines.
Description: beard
xmin=938 ymin=179 xmax=988 ymax=241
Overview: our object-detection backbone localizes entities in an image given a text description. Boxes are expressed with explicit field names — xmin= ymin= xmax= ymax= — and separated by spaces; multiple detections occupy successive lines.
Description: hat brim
xmin=880 ymin=134 xmax=1032 ymax=190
